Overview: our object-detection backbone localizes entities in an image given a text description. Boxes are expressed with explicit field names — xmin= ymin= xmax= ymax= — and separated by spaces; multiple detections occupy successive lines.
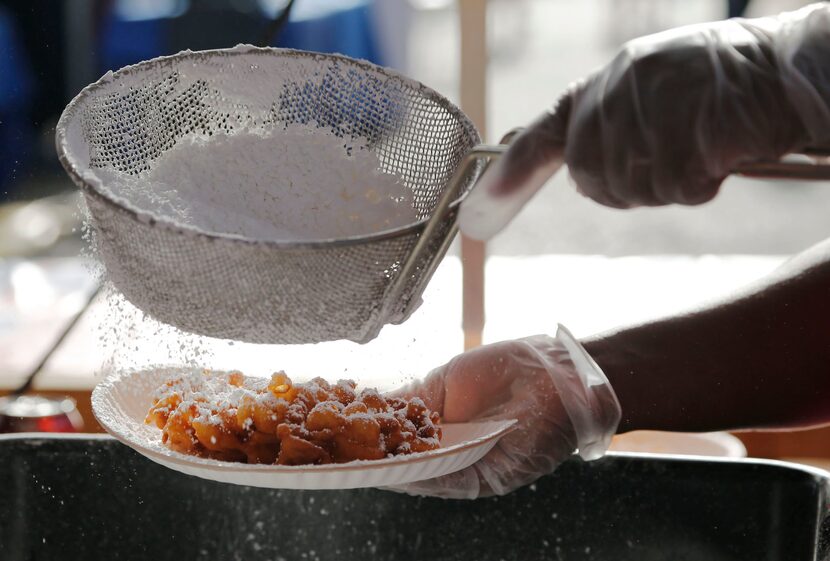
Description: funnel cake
xmin=146 ymin=370 xmax=441 ymax=465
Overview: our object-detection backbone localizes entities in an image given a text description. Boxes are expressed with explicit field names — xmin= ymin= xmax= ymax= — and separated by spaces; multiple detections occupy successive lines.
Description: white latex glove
xmin=388 ymin=325 xmax=621 ymax=499
xmin=460 ymin=3 xmax=830 ymax=240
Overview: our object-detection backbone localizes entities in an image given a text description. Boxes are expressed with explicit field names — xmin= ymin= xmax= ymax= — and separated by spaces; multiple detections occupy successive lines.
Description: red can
xmin=0 ymin=395 xmax=84 ymax=433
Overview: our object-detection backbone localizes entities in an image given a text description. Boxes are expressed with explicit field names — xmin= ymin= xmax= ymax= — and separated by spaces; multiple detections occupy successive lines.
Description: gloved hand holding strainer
xmin=388 ymin=325 xmax=621 ymax=499
xmin=460 ymin=3 xmax=830 ymax=240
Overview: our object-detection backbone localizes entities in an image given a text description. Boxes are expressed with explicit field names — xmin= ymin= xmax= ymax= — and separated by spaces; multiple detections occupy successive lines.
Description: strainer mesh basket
xmin=57 ymin=46 xmax=481 ymax=344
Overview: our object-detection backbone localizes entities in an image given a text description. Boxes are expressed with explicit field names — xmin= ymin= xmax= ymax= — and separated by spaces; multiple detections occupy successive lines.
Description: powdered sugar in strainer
xmin=55 ymin=45 xmax=509 ymax=345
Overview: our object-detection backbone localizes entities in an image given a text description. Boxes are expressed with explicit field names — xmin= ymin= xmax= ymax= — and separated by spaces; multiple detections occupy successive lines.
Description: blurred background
xmin=0 ymin=0 xmax=828 ymax=460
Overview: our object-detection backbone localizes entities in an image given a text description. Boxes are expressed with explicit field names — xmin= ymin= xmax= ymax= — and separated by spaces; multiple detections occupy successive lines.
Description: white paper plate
xmin=92 ymin=367 xmax=517 ymax=489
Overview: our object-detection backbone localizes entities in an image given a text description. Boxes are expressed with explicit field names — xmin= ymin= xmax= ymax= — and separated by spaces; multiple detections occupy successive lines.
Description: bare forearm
xmin=583 ymin=239 xmax=830 ymax=433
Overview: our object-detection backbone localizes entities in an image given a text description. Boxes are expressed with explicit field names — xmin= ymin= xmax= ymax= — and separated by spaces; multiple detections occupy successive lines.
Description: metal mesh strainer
xmin=55 ymin=46 xmax=485 ymax=344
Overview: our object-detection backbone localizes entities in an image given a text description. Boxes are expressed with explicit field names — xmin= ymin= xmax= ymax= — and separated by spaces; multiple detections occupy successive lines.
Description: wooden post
xmin=458 ymin=0 xmax=488 ymax=350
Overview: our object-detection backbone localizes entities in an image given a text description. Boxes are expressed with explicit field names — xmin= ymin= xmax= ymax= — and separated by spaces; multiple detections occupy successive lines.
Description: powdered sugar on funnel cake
xmin=144 ymin=369 xmax=442 ymax=465
xmin=93 ymin=123 xmax=416 ymax=241
xmin=93 ymin=366 xmax=518 ymax=489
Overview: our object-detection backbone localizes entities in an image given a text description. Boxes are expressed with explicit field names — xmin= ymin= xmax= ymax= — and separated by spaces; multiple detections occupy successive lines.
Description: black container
xmin=1 ymin=435 xmax=829 ymax=560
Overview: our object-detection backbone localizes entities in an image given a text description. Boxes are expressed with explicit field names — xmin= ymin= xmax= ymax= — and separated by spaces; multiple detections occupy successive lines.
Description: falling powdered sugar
xmin=93 ymin=124 xmax=417 ymax=241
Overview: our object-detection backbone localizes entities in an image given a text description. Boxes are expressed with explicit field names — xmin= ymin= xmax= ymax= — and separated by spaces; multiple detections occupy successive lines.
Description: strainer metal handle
xmin=380 ymin=130 xmax=520 ymax=323
xmin=734 ymin=147 xmax=830 ymax=180
xmin=384 ymin=131 xmax=830 ymax=323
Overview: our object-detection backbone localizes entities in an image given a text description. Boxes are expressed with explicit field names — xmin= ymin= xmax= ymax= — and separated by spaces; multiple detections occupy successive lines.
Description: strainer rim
xmin=55 ymin=45 xmax=481 ymax=249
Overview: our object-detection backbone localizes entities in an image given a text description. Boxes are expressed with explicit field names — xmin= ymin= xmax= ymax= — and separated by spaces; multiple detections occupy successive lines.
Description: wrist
xmin=580 ymin=333 xmax=643 ymax=434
